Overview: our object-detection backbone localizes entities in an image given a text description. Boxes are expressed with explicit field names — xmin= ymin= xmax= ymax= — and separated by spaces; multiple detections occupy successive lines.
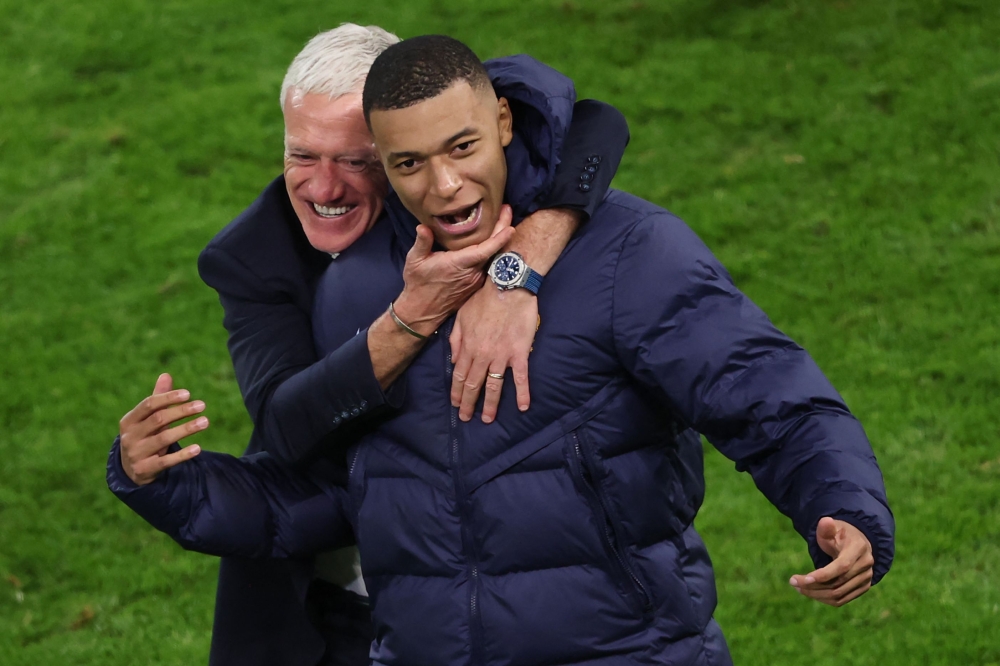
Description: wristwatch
xmin=488 ymin=251 xmax=544 ymax=295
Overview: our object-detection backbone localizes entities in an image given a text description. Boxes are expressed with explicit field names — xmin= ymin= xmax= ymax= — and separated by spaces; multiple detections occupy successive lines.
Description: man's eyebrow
xmin=387 ymin=127 xmax=477 ymax=162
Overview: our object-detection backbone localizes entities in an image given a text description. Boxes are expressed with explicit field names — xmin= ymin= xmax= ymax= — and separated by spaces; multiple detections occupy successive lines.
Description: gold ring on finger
xmin=487 ymin=372 xmax=504 ymax=380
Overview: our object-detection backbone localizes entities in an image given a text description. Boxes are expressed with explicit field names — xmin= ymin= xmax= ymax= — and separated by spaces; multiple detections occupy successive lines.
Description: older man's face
xmin=283 ymin=91 xmax=388 ymax=254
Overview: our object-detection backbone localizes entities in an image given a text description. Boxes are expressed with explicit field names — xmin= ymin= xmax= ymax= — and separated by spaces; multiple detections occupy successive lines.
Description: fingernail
xmin=519 ymin=404 xmax=528 ymax=412
xmin=482 ymin=416 xmax=493 ymax=424
xmin=189 ymin=445 xmax=201 ymax=454
xmin=191 ymin=401 xmax=206 ymax=412
xmin=177 ymin=390 xmax=190 ymax=400
xmin=789 ymin=577 xmax=798 ymax=587
xmin=195 ymin=417 xmax=208 ymax=427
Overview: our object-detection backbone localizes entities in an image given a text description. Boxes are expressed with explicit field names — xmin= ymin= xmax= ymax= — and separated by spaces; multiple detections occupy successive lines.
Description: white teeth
xmin=448 ymin=203 xmax=479 ymax=227
xmin=313 ymin=203 xmax=353 ymax=217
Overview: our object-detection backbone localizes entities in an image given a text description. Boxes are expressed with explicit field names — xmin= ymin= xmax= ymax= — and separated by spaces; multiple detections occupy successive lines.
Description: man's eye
xmin=455 ymin=141 xmax=474 ymax=152
xmin=398 ymin=159 xmax=416 ymax=169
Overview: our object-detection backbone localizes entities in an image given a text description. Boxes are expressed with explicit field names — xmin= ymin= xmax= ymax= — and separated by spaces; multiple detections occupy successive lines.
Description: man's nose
xmin=429 ymin=162 xmax=462 ymax=199
xmin=311 ymin=159 xmax=348 ymax=202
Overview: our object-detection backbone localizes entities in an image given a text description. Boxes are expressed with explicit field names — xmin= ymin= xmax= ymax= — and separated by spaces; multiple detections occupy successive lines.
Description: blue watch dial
xmin=494 ymin=254 xmax=523 ymax=284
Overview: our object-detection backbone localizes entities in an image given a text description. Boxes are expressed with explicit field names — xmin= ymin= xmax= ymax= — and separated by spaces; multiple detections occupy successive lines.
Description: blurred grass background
xmin=1 ymin=0 xmax=998 ymax=663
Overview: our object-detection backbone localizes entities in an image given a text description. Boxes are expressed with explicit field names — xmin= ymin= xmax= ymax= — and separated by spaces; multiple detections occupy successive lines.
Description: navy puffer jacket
xmin=109 ymin=59 xmax=893 ymax=666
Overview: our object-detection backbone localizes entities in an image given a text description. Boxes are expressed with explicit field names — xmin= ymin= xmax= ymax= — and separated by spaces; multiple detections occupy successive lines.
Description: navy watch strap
xmin=523 ymin=268 xmax=543 ymax=295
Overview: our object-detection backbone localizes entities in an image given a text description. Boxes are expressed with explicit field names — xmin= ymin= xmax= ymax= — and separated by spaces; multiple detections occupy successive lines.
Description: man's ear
xmin=497 ymin=97 xmax=513 ymax=148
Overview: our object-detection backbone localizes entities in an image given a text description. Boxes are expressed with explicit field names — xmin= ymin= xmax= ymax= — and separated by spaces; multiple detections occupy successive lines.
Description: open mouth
xmin=433 ymin=201 xmax=482 ymax=235
xmin=313 ymin=203 xmax=356 ymax=218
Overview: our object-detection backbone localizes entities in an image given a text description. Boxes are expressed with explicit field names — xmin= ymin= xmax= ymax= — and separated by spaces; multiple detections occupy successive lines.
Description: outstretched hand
xmin=790 ymin=517 xmax=875 ymax=607
xmin=117 ymin=373 xmax=206 ymax=485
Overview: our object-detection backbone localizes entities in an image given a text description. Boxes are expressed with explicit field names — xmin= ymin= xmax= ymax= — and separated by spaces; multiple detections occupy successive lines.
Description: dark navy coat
xmin=109 ymin=57 xmax=893 ymax=666
xmin=109 ymin=184 xmax=895 ymax=663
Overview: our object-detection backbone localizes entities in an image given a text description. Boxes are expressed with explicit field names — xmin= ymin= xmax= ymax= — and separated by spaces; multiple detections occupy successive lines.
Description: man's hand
xmin=450 ymin=288 xmax=536 ymax=423
xmin=118 ymin=373 xmax=206 ymax=485
xmin=789 ymin=517 xmax=875 ymax=607
xmin=446 ymin=207 xmax=582 ymax=424
xmin=392 ymin=205 xmax=514 ymax=336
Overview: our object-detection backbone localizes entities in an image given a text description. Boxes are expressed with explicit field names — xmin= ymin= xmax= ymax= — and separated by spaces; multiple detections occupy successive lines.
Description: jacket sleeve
xmin=199 ymin=245 xmax=404 ymax=464
xmin=106 ymin=436 xmax=353 ymax=558
xmin=611 ymin=213 xmax=895 ymax=583
xmin=537 ymin=99 xmax=629 ymax=220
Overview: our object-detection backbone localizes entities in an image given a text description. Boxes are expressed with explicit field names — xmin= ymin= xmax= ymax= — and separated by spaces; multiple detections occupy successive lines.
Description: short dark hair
xmin=362 ymin=35 xmax=491 ymax=125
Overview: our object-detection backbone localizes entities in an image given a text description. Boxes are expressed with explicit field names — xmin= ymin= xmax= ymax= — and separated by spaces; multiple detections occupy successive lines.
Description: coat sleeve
xmin=198 ymin=244 xmax=404 ymax=464
xmin=538 ymin=99 xmax=629 ymax=220
xmin=106 ymin=436 xmax=354 ymax=558
xmin=611 ymin=212 xmax=895 ymax=583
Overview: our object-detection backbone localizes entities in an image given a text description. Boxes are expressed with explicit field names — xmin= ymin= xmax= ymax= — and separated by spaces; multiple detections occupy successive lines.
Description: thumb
xmin=490 ymin=204 xmax=513 ymax=238
xmin=153 ymin=373 xmax=173 ymax=395
xmin=408 ymin=225 xmax=435 ymax=260
xmin=816 ymin=517 xmax=840 ymax=558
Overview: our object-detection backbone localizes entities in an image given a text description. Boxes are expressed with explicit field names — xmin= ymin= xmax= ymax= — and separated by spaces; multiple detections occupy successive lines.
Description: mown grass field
xmin=1 ymin=0 xmax=998 ymax=663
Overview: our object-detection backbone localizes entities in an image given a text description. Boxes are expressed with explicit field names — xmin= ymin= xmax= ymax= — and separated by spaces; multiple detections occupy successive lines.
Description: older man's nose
xmin=311 ymin=159 xmax=348 ymax=202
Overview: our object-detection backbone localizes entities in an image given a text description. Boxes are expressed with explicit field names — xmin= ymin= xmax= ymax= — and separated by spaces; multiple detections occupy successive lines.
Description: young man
xmin=111 ymin=35 xmax=894 ymax=666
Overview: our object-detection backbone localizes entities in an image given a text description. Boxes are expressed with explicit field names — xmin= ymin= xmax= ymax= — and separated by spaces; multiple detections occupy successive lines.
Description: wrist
xmin=391 ymin=292 xmax=446 ymax=337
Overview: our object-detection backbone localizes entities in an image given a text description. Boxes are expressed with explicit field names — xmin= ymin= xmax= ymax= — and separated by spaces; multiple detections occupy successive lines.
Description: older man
xmin=111 ymin=34 xmax=894 ymax=665
xmin=115 ymin=24 xmax=629 ymax=666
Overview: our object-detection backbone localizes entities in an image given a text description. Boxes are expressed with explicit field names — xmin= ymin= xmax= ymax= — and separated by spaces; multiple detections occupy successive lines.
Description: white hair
xmin=280 ymin=23 xmax=401 ymax=109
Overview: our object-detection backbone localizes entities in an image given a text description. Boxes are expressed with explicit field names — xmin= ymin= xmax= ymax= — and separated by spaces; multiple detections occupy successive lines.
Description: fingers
xmin=132 ymin=415 xmax=210 ymax=461
xmin=451 ymin=347 xmax=473 ymax=409
xmin=408 ymin=224 xmax=435 ymax=261
xmin=458 ymin=357 xmax=491 ymax=422
xmin=794 ymin=568 xmax=873 ymax=607
xmin=449 ymin=317 xmax=463 ymax=365
xmin=481 ymin=363 xmax=506 ymax=424
xmin=130 ymin=443 xmax=202 ymax=486
xmin=120 ymin=389 xmax=192 ymax=431
xmin=815 ymin=516 xmax=841 ymax=558
xmin=153 ymin=373 xmax=173 ymax=396
xmin=491 ymin=204 xmax=513 ymax=236
xmin=510 ymin=353 xmax=530 ymax=413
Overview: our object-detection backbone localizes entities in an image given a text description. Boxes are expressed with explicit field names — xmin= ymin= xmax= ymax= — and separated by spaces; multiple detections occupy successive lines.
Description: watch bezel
xmin=489 ymin=251 xmax=526 ymax=290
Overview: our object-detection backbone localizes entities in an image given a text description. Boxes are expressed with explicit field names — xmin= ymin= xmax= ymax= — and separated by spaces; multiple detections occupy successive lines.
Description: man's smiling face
xmin=369 ymin=81 xmax=513 ymax=251
xmin=283 ymin=91 xmax=388 ymax=254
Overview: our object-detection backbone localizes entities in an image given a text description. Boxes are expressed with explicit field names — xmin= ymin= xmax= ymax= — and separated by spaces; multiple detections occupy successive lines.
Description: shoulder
xmin=583 ymin=191 xmax=733 ymax=287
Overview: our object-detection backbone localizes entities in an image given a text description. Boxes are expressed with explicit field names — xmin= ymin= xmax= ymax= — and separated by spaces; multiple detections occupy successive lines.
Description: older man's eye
xmin=341 ymin=159 xmax=370 ymax=172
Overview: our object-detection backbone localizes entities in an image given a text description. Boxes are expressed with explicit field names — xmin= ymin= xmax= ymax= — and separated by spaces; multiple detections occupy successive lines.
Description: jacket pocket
xmin=570 ymin=429 xmax=653 ymax=616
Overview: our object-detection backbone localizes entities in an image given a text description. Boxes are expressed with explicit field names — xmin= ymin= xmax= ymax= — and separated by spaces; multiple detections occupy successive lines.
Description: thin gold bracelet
xmin=389 ymin=301 xmax=428 ymax=340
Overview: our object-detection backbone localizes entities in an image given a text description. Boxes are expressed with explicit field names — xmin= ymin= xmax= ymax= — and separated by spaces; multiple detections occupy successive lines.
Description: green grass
xmin=1 ymin=0 xmax=998 ymax=663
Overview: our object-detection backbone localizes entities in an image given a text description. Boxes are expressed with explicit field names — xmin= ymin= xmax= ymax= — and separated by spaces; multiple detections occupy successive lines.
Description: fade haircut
xmin=362 ymin=35 xmax=492 ymax=126
xmin=280 ymin=23 xmax=401 ymax=109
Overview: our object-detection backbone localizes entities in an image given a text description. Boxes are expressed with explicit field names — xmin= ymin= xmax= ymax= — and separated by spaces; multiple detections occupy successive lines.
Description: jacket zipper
xmin=572 ymin=432 xmax=652 ymax=613
xmin=445 ymin=320 xmax=484 ymax=664
xmin=348 ymin=445 xmax=361 ymax=478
